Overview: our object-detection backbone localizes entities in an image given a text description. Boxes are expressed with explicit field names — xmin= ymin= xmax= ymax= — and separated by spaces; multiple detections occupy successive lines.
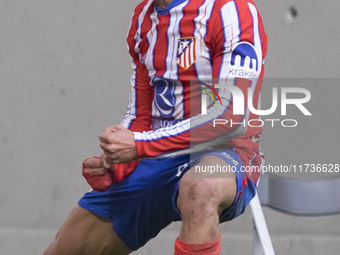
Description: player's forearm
xmin=133 ymin=119 xmax=190 ymax=157
xmin=133 ymin=104 xmax=246 ymax=158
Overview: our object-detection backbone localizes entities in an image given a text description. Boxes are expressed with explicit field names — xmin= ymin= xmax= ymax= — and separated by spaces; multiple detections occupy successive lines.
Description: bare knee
xmin=177 ymin=169 xmax=236 ymax=219
xmin=177 ymin=175 xmax=220 ymax=218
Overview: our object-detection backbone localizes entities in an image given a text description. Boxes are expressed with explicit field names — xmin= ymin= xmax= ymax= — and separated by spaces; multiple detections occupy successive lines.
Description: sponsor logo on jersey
xmin=229 ymin=42 xmax=259 ymax=79
xmin=176 ymin=37 xmax=196 ymax=70
xmin=154 ymin=78 xmax=177 ymax=117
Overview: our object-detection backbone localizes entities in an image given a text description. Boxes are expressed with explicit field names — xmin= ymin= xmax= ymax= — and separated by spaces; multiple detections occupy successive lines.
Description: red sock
xmin=174 ymin=235 xmax=222 ymax=255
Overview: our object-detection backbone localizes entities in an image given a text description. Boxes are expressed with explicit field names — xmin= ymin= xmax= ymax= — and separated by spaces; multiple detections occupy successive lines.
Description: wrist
xmin=133 ymin=132 xmax=146 ymax=157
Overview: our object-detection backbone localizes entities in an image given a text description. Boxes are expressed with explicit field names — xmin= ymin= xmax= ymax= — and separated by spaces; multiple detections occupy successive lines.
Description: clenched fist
xmin=82 ymin=155 xmax=113 ymax=192
xmin=99 ymin=124 xmax=138 ymax=165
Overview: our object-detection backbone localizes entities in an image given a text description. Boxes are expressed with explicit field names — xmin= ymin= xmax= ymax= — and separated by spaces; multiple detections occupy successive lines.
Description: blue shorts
xmin=78 ymin=150 xmax=256 ymax=251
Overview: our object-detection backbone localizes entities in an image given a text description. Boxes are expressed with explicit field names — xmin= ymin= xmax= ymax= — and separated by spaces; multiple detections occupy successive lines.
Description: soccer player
xmin=44 ymin=0 xmax=267 ymax=254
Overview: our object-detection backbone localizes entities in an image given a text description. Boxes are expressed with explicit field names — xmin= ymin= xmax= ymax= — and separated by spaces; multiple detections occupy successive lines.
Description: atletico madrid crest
xmin=176 ymin=37 xmax=196 ymax=70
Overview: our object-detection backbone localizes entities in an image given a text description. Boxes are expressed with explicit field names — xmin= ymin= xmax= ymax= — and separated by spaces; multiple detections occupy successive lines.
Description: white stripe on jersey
xmin=194 ymin=0 xmax=214 ymax=80
xmin=245 ymin=3 xmax=263 ymax=130
xmin=145 ymin=10 xmax=159 ymax=80
xmin=188 ymin=39 xmax=194 ymax=67
xmin=122 ymin=1 xmax=154 ymax=129
xmin=248 ymin=2 xmax=263 ymax=68
xmin=121 ymin=67 xmax=138 ymax=129
xmin=134 ymin=0 xmax=154 ymax=59
xmin=134 ymin=118 xmax=191 ymax=141
xmin=164 ymin=1 xmax=188 ymax=80
xmin=173 ymin=80 xmax=185 ymax=119
xmin=162 ymin=1 xmax=189 ymax=119
xmin=218 ymin=1 xmax=241 ymax=81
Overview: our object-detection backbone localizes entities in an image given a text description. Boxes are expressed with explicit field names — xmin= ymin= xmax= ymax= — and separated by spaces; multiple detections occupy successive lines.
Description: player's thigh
xmin=178 ymin=155 xmax=237 ymax=215
xmin=44 ymin=205 xmax=132 ymax=255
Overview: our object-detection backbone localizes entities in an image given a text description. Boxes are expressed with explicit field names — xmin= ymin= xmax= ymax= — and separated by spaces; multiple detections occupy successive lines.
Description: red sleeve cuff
xmin=113 ymin=159 xmax=140 ymax=183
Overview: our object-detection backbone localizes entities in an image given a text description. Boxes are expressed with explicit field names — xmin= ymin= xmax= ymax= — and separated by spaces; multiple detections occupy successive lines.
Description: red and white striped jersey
xmin=121 ymin=0 xmax=268 ymax=177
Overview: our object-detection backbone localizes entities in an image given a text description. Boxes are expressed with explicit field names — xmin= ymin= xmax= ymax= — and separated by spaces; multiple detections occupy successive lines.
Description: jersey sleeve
xmin=120 ymin=59 xmax=153 ymax=133
xmin=114 ymin=2 xmax=153 ymax=175
xmin=120 ymin=3 xmax=153 ymax=133
xmin=133 ymin=0 xmax=267 ymax=158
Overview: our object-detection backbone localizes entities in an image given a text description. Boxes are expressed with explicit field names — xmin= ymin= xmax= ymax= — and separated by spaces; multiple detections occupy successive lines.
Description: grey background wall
xmin=1 ymin=0 xmax=339 ymax=254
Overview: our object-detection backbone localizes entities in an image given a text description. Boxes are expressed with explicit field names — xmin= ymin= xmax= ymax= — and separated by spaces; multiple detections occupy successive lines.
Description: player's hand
xmin=99 ymin=124 xmax=138 ymax=164
xmin=82 ymin=155 xmax=114 ymax=192
xmin=83 ymin=155 xmax=109 ymax=176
